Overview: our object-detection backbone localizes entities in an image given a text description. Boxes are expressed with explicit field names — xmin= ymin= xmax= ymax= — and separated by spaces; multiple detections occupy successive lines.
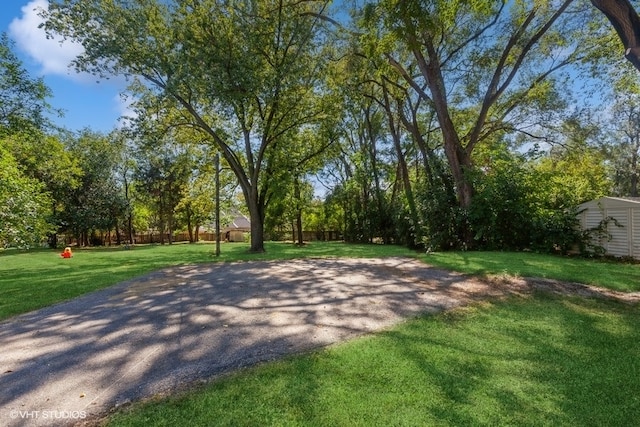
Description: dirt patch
xmin=482 ymin=273 xmax=640 ymax=304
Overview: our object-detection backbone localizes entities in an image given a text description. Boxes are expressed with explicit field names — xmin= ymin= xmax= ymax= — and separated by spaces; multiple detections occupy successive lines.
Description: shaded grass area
xmin=0 ymin=241 xmax=414 ymax=320
xmin=106 ymin=294 xmax=640 ymax=426
xmin=421 ymin=251 xmax=640 ymax=292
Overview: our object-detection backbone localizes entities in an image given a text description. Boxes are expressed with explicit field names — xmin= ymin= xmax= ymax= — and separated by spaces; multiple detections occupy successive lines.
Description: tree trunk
xmin=430 ymin=86 xmax=474 ymax=210
xmin=48 ymin=202 xmax=58 ymax=248
xmin=187 ymin=212 xmax=194 ymax=243
xmin=290 ymin=220 xmax=295 ymax=243
xmin=127 ymin=210 xmax=134 ymax=244
xmin=392 ymin=134 xmax=419 ymax=246
xmin=409 ymin=37 xmax=475 ymax=212
xmin=382 ymin=86 xmax=420 ymax=246
xmin=115 ymin=219 xmax=122 ymax=245
xmin=159 ymin=212 xmax=165 ymax=245
xmin=410 ymin=38 xmax=476 ymax=246
xmin=249 ymin=215 xmax=265 ymax=252
xmin=48 ymin=233 xmax=58 ymax=249
xmin=246 ymin=189 xmax=265 ymax=252
xmin=296 ymin=214 xmax=304 ymax=246
xmin=592 ymin=0 xmax=640 ymax=72
xmin=363 ymin=105 xmax=388 ymax=243
xmin=631 ymin=148 xmax=639 ymax=196
xmin=124 ymin=175 xmax=134 ymax=244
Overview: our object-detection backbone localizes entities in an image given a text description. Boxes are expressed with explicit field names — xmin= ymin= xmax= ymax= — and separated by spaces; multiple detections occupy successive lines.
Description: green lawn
xmin=0 ymin=241 xmax=414 ymax=320
xmin=2 ymin=242 xmax=639 ymax=425
xmin=107 ymin=295 xmax=640 ymax=426
xmin=2 ymin=242 xmax=639 ymax=321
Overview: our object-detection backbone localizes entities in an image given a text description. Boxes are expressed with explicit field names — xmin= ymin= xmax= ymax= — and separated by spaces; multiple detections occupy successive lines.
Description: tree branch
xmin=592 ymin=0 xmax=640 ymax=72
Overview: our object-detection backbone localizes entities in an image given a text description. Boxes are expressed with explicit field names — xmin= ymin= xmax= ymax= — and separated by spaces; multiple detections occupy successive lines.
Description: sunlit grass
xmin=106 ymin=295 xmax=640 ymax=426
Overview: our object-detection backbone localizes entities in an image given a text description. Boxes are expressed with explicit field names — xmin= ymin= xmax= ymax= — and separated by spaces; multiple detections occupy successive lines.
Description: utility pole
xmin=215 ymin=152 xmax=221 ymax=257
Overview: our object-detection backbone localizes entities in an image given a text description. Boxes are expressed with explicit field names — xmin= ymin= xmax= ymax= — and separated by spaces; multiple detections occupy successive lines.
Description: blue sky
xmin=2 ymin=0 xmax=129 ymax=133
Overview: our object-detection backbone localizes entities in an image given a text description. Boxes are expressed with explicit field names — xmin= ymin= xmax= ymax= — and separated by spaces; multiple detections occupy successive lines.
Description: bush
xmin=418 ymin=152 xmax=591 ymax=254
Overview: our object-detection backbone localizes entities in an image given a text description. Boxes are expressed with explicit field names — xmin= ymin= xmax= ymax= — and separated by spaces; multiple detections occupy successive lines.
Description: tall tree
xmin=322 ymin=96 xmax=396 ymax=244
xmin=109 ymin=130 xmax=138 ymax=244
xmin=62 ymin=129 xmax=127 ymax=246
xmin=0 ymin=144 xmax=53 ymax=248
xmin=44 ymin=0 xmax=333 ymax=252
xmin=610 ymin=92 xmax=640 ymax=196
xmin=0 ymin=33 xmax=58 ymax=135
xmin=534 ymin=116 xmax=612 ymax=207
xmin=6 ymin=131 xmax=82 ymax=247
xmin=0 ymin=34 xmax=79 ymax=247
xmin=360 ymin=0 xmax=590 ymax=245
xmin=135 ymin=143 xmax=192 ymax=245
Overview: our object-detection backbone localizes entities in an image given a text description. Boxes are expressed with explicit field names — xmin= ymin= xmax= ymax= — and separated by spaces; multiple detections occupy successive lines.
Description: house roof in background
xmin=225 ymin=214 xmax=251 ymax=230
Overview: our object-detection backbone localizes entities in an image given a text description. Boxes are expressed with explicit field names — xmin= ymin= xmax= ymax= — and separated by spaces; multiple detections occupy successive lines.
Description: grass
xmin=0 ymin=241 xmax=415 ymax=320
xmin=2 ymin=242 xmax=639 ymax=425
xmin=2 ymin=242 xmax=639 ymax=320
xmin=106 ymin=294 xmax=640 ymax=426
xmin=420 ymin=251 xmax=640 ymax=292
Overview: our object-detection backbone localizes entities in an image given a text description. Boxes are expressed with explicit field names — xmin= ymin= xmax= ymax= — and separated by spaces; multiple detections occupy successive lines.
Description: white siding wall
xmin=606 ymin=208 xmax=630 ymax=257
xmin=634 ymin=209 xmax=640 ymax=259
xmin=583 ymin=208 xmax=605 ymax=248
xmin=585 ymin=209 xmax=603 ymax=229
xmin=578 ymin=197 xmax=640 ymax=259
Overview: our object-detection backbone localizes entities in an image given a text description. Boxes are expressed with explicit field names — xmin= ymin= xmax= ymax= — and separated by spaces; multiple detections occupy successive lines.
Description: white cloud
xmin=8 ymin=0 xmax=86 ymax=80
xmin=114 ymin=92 xmax=138 ymax=126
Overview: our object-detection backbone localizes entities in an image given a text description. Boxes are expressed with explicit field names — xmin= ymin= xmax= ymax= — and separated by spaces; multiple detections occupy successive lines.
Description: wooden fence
xmin=62 ymin=230 xmax=342 ymax=246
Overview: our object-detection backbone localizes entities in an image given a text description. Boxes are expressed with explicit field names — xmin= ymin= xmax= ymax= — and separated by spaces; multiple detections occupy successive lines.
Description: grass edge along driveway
xmin=106 ymin=294 xmax=640 ymax=427
xmin=1 ymin=242 xmax=639 ymax=425
xmin=1 ymin=241 xmax=639 ymax=321
xmin=0 ymin=242 xmax=411 ymax=320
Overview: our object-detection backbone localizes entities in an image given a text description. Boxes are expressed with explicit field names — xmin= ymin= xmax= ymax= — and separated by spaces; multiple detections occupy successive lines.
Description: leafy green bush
xmin=418 ymin=148 xmax=592 ymax=254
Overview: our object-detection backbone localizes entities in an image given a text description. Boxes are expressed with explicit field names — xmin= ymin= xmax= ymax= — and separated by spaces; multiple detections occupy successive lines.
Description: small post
xmin=215 ymin=152 xmax=221 ymax=257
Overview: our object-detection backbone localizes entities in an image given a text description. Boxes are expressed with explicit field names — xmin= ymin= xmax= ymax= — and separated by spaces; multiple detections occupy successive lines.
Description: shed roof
xmin=224 ymin=213 xmax=251 ymax=230
xmin=579 ymin=196 xmax=640 ymax=209
xmin=616 ymin=197 xmax=640 ymax=202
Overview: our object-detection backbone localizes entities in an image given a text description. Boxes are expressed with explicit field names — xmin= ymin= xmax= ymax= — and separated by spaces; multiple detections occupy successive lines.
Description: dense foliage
xmin=2 ymin=2 xmax=640 ymax=253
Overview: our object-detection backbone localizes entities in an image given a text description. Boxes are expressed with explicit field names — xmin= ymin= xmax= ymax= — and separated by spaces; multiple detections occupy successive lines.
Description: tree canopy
xmin=1 ymin=0 xmax=638 ymax=253
xmin=44 ymin=0 xmax=336 ymax=252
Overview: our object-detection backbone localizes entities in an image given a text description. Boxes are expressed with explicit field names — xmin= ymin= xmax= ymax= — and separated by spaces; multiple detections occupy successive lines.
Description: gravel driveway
xmin=0 ymin=257 xmax=636 ymax=426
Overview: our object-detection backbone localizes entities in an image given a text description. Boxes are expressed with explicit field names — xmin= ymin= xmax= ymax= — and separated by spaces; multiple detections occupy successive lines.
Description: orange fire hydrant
xmin=61 ymin=247 xmax=73 ymax=258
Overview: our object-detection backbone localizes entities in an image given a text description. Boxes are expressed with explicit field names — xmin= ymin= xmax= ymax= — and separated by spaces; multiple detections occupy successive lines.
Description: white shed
xmin=577 ymin=197 xmax=640 ymax=259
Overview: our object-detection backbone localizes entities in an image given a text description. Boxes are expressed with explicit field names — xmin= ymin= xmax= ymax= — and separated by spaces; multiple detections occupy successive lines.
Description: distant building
xmin=223 ymin=213 xmax=251 ymax=242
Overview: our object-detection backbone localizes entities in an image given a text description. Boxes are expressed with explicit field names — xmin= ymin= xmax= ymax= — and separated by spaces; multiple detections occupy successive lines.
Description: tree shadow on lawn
xmin=141 ymin=293 xmax=640 ymax=427
xmin=0 ymin=257 xmax=491 ymax=425
xmin=359 ymin=295 xmax=640 ymax=426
